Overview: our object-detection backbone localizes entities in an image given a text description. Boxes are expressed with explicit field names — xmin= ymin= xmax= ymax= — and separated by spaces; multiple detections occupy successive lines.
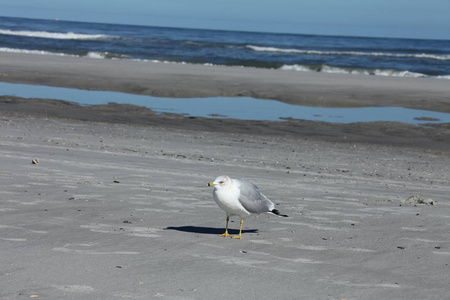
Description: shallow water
xmin=1 ymin=82 xmax=449 ymax=125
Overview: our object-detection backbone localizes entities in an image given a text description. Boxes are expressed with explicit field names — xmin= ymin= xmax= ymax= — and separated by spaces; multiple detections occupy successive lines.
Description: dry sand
xmin=0 ymin=53 xmax=450 ymax=299
xmin=0 ymin=116 xmax=449 ymax=299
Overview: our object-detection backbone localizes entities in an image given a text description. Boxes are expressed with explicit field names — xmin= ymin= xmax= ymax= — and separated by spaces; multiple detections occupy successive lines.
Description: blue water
xmin=1 ymin=82 xmax=449 ymax=125
xmin=1 ymin=16 xmax=449 ymax=79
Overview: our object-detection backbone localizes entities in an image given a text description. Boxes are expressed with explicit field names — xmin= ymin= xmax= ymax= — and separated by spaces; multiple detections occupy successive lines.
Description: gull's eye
xmin=219 ymin=181 xmax=224 ymax=184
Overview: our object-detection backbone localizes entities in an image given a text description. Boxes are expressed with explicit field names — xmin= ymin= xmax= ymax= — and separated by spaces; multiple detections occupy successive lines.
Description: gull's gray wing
xmin=235 ymin=179 xmax=275 ymax=214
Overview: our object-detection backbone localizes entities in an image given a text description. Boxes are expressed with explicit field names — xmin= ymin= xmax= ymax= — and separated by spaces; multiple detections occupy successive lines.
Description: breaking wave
xmin=0 ymin=29 xmax=116 ymax=40
xmin=0 ymin=47 xmax=128 ymax=59
xmin=247 ymin=45 xmax=450 ymax=61
xmin=280 ymin=64 xmax=432 ymax=78
xmin=1 ymin=47 xmax=448 ymax=80
xmin=0 ymin=47 xmax=70 ymax=56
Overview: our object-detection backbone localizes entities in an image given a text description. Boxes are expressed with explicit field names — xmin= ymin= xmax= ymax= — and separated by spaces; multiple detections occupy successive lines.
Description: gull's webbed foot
xmin=219 ymin=231 xmax=232 ymax=237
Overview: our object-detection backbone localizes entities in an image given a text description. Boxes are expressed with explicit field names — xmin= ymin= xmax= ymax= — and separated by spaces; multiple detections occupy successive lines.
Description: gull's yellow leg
xmin=231 ymin=219 xmax=244 ymax=239
xmin=219 ymin=216 xmax=232 ymax=237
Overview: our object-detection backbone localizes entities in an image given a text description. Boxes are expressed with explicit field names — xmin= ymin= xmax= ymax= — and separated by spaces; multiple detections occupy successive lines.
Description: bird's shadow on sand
xmin=164 ymin=226 xmax=258 ymax=235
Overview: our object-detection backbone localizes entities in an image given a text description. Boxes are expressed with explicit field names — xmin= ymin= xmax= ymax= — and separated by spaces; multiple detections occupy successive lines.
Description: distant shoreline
xmin=1 ymin=52 xmax=449 ymax=113
xmin=0 ymin=52 xmax=449 ymax=151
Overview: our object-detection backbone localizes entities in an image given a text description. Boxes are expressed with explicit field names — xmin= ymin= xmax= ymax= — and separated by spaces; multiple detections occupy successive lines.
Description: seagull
xmin=207 ymin=175 xmax=288 ymax=239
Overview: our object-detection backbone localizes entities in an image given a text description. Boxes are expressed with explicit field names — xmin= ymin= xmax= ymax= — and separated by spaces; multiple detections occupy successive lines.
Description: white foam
xmin=280 ymin=64 xmax=436 ymax=79
xmin=86 ymin=51 xmax=107 ymax=59
xmin=373 ymin=69 xmax=425 ymax=78
xmin=0 ymin=47 xmax=72 ymax=56
xmin=0 ymin=47 xmax=129 ymax=60
xmin=0 ymin=29 xmax=115 ymax=40
xmin=247 ymin=45 xmax=450 ymax=61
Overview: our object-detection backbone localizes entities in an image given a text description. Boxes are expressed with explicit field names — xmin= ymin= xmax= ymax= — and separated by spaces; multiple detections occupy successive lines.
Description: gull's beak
xmin=208 ymin=182 xmax=216 ymax=187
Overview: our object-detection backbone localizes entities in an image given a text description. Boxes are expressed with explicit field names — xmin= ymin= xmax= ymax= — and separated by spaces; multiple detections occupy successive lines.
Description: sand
xmin=1 ymin=53 xmax=450 ymax=151
xmin=1 ymin=116 xmax=449 ymax=299
xmin=0 ymin=53 xmax=450 ymax=299
xmin=1 ymin=52 xmax=450 ymax=112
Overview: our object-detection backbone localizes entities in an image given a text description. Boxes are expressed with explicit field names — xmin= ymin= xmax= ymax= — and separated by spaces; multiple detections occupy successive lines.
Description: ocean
xmin=1 ymin=16 xmax=449 ymax=79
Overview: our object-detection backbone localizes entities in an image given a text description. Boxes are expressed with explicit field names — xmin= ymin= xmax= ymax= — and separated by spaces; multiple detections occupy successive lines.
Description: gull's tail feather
xmin=271 ymin=209 xmax=288 ymax=217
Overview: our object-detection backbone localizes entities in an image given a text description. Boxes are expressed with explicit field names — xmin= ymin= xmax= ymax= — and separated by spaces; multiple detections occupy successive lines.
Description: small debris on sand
xmin=402 ymin=195 xmax=435 ymax=206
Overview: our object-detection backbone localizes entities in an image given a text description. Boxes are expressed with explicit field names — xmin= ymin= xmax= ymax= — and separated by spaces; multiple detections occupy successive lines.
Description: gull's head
xmin=208 ymin=175 xmax=232 ymax=189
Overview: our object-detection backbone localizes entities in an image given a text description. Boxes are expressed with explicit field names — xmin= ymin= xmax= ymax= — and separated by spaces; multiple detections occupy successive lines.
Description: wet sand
xmin=0 ymin=52 xmax=450 ymax=151
xmin=1 ymin=52 xmax=450 ymax=113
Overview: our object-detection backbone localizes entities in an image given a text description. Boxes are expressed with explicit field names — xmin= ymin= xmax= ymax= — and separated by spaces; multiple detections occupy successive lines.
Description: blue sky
xmin=1 ymin=0 xmax=449 ymax=39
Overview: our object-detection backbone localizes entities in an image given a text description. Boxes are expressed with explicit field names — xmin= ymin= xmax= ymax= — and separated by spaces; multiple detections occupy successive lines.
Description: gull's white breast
xmin=213 ymin=186 xmax=251 ymax=218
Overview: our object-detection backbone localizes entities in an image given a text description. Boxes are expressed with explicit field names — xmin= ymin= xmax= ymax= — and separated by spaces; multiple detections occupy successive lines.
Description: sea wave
xmin=86 ymin=51 xmax=130 ymax=59
xmin=0 ymin=47 xmax=71 ymax=56
xmin=247 ymin=45 xmax=450 ymax=61
xmin=0 ymin=47 xmax=129 ymax=60
xmin=0 ymin=29 xmax=116 ymax=40
xmin=1 ymin=47 xmax=448 ymax=80
xmin=280 ymin=64 xmax=431 ymax=78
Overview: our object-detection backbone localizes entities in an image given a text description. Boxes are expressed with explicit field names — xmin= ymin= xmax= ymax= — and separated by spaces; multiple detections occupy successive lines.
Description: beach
xmin=1 ymin=52 xmax=450 ymax=112
xmin=1 ymin=52 xmax=450 ymax=151
xmin=1 ymin=53 xmax=450 ymax=299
